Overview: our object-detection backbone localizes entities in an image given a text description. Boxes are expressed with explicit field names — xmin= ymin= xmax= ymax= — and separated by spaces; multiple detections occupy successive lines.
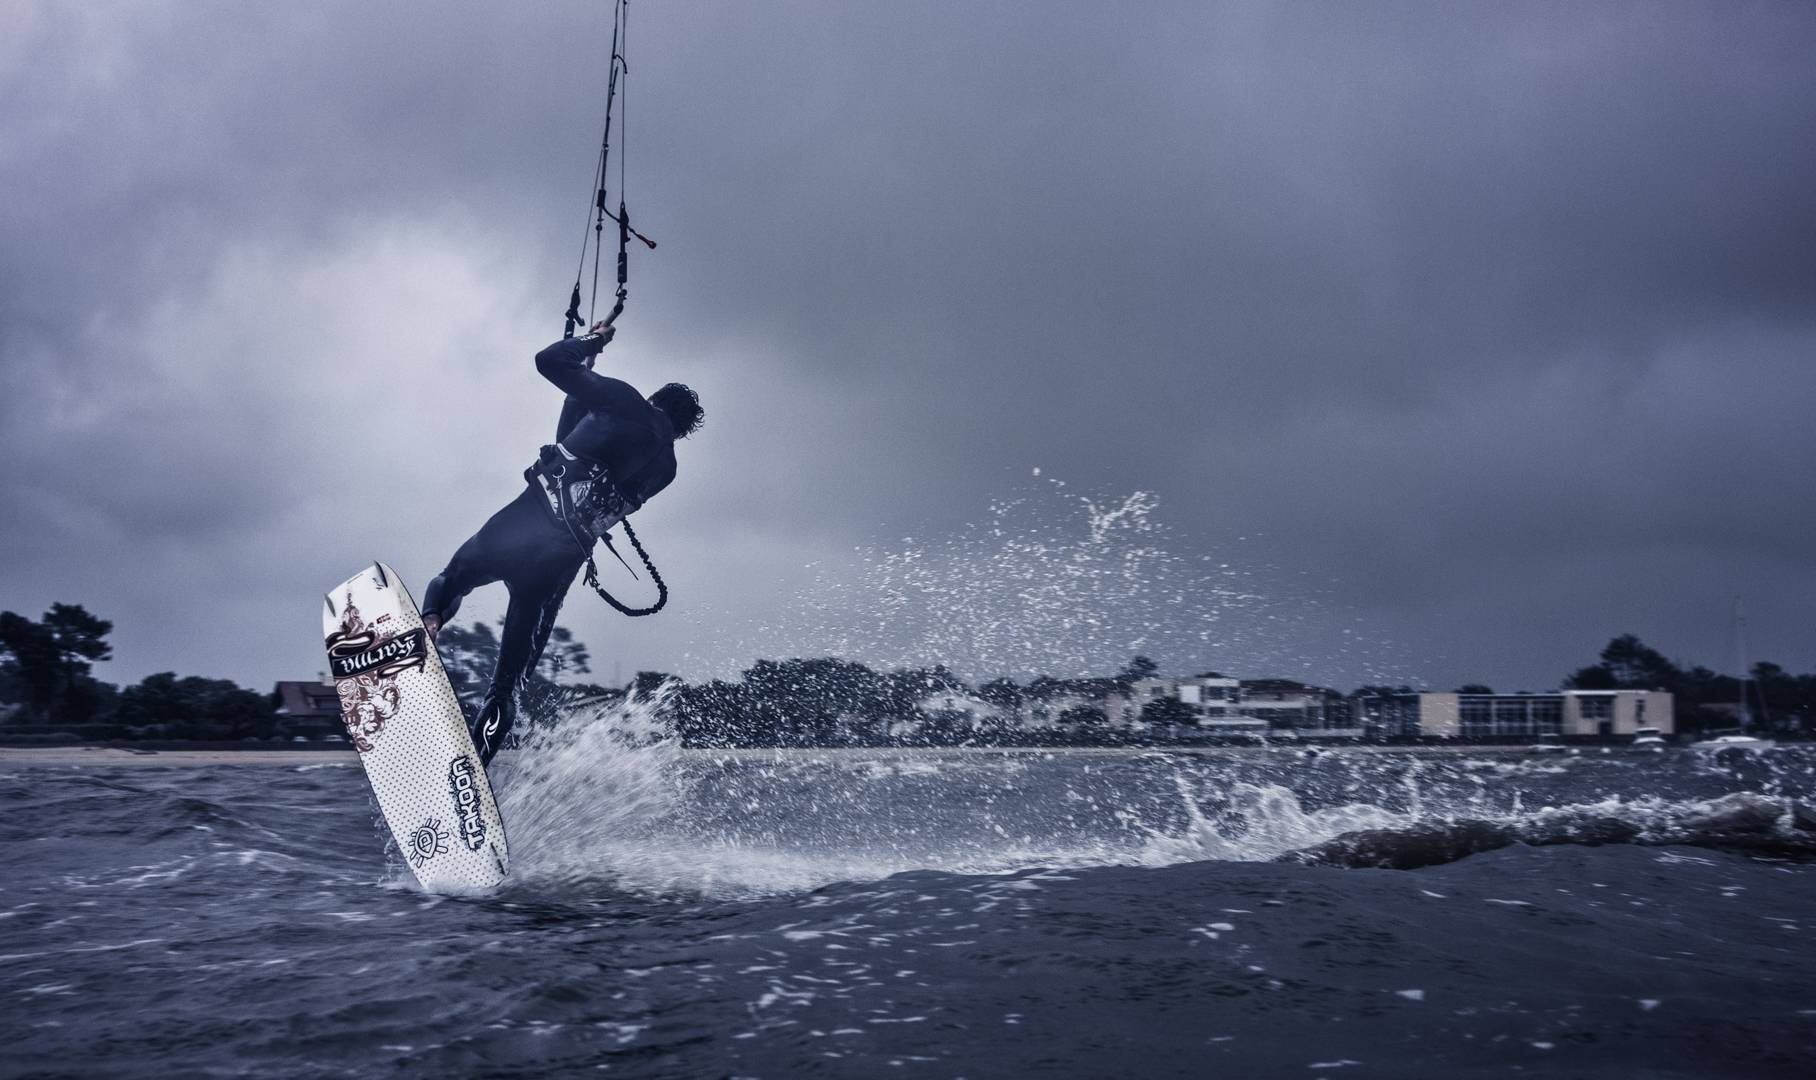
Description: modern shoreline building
xmin=1094 ymin=676 xmax=1674 ymax=741
xmin=1114 ymin=676 xmax=1355 ymax=735
xmin=1355 ymin=689 xmax=1674 ymax=740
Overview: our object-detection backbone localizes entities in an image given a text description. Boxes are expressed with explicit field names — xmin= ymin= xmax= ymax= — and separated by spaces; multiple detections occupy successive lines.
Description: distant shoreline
xmin=0 ymin=743 xmax=1612 ymax=767
xmin=0 ymin=747 xmax=361 ymax=766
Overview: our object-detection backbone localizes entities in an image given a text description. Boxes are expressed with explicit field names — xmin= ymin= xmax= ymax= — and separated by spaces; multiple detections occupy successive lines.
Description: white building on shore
xmin=1355 ymin=689 xmax=1674 ymax=739
xmin=916 ymin=675 xmax=1674 ymax=742
xmin=1112 ymin=675 xmax=1352 ymax=735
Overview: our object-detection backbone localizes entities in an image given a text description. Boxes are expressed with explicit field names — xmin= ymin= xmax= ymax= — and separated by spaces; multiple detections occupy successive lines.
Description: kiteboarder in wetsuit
xmin=421 ymin=321 xmax=703 ymax=764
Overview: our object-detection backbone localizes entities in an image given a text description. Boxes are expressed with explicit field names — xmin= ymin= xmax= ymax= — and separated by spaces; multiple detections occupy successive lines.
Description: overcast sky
xmin=3 ymin=2 xmax=1813 ymax=694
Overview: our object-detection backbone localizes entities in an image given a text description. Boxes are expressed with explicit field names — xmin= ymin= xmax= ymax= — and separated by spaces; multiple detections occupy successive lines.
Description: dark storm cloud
xmin=3 ymin=1 xmax=1813 ymax=692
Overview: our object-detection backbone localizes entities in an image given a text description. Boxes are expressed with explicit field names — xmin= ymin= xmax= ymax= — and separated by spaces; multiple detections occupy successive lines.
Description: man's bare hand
xmin=588 ymin=320 xmax=617 ymax=343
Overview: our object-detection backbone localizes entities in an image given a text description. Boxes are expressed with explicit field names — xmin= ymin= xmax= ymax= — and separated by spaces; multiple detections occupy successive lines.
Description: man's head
xmin=649 ymin=382 xmax=705 ymax=439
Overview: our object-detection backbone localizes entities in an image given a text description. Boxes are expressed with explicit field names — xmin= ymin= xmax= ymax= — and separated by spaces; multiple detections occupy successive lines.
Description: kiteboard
xmin=323 ymin=562 xmax=508 ymax=893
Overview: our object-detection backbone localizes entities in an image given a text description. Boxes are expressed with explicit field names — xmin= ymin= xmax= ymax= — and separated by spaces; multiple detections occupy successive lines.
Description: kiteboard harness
xmin=526 ymin=443 xmax=667 ymax=617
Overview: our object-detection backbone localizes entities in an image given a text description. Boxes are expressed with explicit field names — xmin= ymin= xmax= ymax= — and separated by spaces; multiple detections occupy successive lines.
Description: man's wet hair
xmin=650 ymin=383 xmax=705 ymax=438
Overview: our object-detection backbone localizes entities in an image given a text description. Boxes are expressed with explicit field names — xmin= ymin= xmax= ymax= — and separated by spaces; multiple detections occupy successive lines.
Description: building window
xmin=1459 ymin=695 xmax=1565 ymax=737
xmin=1460 ymin=699 xmax=1492 ymax=736
xmin=1531 ymin=699 xmax=1561 ymax=734
xmin=1578 ymin=697 xmax=1613 ymax=721
xmin=1492 ymin=699 xmax=1532 ymax=736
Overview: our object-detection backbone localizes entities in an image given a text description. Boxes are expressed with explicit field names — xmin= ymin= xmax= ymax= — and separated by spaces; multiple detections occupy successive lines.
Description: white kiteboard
xmin=323 ymin=562 xmax=508 ymax=893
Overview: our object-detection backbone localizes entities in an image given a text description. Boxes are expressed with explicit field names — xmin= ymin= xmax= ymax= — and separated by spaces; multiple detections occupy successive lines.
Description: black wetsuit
xmin=423 ymin=332 xmax=676 ymax=762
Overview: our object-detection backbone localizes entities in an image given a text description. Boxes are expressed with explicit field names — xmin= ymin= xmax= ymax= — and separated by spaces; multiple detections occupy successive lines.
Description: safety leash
xmin=543 ymin=453 xmax=668 ymax=617
xmin=581 ymin=517 xmax=667 ymax=617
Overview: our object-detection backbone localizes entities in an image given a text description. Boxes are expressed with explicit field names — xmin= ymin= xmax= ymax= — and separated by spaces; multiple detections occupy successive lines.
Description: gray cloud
xmin=3 ymin=1 xmax=1813 ymax=694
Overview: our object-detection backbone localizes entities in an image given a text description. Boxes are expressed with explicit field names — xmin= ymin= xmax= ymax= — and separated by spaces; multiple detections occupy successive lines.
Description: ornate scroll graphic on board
xmin=325 ymin=591 xmax=425 ymax=752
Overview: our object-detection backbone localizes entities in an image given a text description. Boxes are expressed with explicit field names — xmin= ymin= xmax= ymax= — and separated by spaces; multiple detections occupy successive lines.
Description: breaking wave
xmin=1281 ymin=790 xmax=1816 ymax=869
xmin=1143 ymin=778 xmax=1816 ymax=870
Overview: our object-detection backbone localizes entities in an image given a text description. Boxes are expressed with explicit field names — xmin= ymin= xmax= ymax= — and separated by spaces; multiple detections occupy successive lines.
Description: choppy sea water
xmin=4 ymin=712 xmax=1815 ymax=1078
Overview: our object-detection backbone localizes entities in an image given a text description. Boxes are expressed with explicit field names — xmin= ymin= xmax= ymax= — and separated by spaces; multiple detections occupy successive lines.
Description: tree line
xmin=0 ymin=604 xmax=275 ymax=741
xmin=0 ymin=603 xmax=614 ymax=744
xmin=574 ymin=655 xmax=1242 ymax=748
xmin=3 ymin=602 xmax=1810 ymax=744
xmin=1561 ymin=633 xmax=1814 ymax=735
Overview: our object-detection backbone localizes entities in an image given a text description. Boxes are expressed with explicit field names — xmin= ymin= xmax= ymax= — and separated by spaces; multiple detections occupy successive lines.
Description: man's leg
xmin=526 ymin=577 xmax=575 ymax=676
xmin=423 ymin=485 xmax=562 ymax=637
xmin=444 ymin=484 xmax=585 ymax=763
xmin=422 ymin=537 xmax=497 ymax=639
xmin=471 ymin=578 xmax=560 ymax=764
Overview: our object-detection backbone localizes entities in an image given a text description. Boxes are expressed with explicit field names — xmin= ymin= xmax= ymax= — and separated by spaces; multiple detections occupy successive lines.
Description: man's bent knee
xmin=421 ymin=571 xmax=465 ymax=626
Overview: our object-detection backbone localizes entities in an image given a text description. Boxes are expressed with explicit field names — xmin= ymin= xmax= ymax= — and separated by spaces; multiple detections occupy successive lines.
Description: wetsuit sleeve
xmin=535 ymin=335 xmax=648 ymax=417
xmin=553 ymin=395 xmax=587 ymax=442
xmin=541 ymin=336 xmax=605 ymax=441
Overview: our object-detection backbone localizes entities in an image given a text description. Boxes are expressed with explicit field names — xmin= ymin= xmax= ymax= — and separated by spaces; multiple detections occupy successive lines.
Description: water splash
xmin=488 ymin=699 xmax=1816 ymax=897
xmin=803 ymin=483 xmax=1271 ymax=677
xmin=694 ymin=472 xmax=1402 ymax=685
xmin=1140 ymin=778 xmax=1406 ymax=864
xmin=495 ymin=695 xmax=1115 ymax=897
xmin=493 ymin=690 xmax=697 ymax=893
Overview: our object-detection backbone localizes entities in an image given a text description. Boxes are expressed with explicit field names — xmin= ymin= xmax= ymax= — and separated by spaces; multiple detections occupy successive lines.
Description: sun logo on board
xmin=408 ymin=817 xmax=451 ymax=868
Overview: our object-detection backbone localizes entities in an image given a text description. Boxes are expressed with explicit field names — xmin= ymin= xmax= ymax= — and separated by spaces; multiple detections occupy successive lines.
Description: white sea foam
xmin=493 ymin=694 xmax=1142 ymax=895
xmin=1139 ymin=777 xmax=1404 ymax=864
xmin=497 ymin=693 xmax=995 ymax=896
xmin=491 ymin=690 xmax=1815 ymax=895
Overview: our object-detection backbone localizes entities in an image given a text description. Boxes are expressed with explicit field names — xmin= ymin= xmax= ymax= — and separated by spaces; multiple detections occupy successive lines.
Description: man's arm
xmin=553 ymin=395 xmax=587 ymax=443
xmin=541 ymin=327 xmax=616 ymax=441
xmin=534 ymin=329 xmax=647 ymax=417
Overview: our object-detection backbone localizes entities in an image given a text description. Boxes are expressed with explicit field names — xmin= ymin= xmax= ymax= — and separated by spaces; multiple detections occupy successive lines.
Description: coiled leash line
xmin=536 ymin=447 xmax=668 ymax=617
xmin=582 ymin=518 xmax=666 ymax=617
